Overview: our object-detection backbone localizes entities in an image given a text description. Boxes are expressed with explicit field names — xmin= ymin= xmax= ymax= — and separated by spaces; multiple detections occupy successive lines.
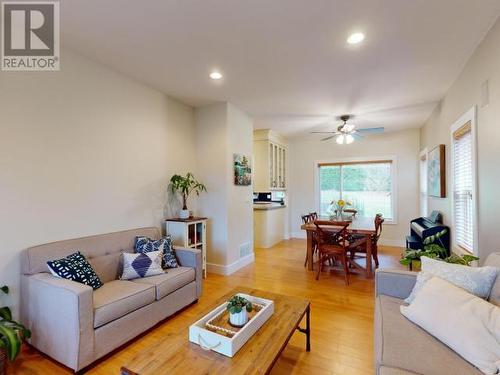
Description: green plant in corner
xmin=226 ymin=295 xmax=253 ymax=315
xmin=169 ymin=173 xmax=207 ymax=218
xmin=400 ymin=229 xmax=448 ymax=267
xmin=0 ymin=285 xmax=31 ymax=363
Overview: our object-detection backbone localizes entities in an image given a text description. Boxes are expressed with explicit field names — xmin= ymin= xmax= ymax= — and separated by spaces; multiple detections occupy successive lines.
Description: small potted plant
xmin=0 ymin=286 xmax=31 ymax=374
xmin=226 ymin=295 xmax=253 ymax=327
xmin=169 ymin=173 xmax=207 ymax=219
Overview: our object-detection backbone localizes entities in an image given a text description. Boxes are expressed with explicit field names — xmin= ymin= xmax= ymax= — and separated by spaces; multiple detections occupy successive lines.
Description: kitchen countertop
xmin=253 ymin=202 xmax=286 ymax=210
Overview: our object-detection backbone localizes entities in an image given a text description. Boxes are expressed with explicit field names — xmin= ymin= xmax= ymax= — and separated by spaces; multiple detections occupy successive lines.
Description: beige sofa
xmin=20 ymin=227 xmax=202 ymax=372
xmin=374 ymin=252 xmax=500 ymax=375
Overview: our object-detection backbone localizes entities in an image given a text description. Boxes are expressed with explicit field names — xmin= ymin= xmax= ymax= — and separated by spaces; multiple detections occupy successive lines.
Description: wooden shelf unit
xmin=165 ymin=217 xmax=207 ymax=278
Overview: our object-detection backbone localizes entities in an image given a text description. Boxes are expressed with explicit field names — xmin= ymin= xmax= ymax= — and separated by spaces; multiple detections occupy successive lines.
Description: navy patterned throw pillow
xmin=47 ymin=251 xmax=103 ymax=290
xmin=135 ymin=235 xmax=178 ymax=269
xmin=120 ymin=250 xmax=164 ymax=280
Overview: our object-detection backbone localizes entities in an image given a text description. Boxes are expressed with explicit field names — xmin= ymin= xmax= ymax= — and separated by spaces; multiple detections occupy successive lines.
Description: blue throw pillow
xmin=135 ymin=235 xmax=178 ymax=268
xmin=47 ymin=251 xmax=103 ymax=290
xmin=120 ymin=250 xmax=164 ymax=280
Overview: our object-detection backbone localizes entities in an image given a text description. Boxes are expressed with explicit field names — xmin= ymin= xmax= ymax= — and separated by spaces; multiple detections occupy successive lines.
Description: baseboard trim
xmin=206 ymin=253 xmax=255 ymax=276
xmin=291 ymin=231 xmax=306 ymax=239
xmin=378 ymin=239 xmax=405 ymax=247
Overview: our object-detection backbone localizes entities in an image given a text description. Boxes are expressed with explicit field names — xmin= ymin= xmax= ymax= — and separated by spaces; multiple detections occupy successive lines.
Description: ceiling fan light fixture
xmin=336 ymin=135 xmax=345 ymax=144
xmin=343 ymin=124 xmax=355 ymax=132
xmin=345 ymin=134 xmax=354 ymax=144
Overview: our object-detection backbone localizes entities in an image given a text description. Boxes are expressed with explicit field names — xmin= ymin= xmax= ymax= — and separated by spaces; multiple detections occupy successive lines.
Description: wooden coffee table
xmin=120 ymin=287 xmax=311 ymax=375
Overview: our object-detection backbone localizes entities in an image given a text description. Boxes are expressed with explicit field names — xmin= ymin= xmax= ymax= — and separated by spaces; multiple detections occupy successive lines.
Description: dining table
xmin=300 ymin=215 xmax=376 ymax=278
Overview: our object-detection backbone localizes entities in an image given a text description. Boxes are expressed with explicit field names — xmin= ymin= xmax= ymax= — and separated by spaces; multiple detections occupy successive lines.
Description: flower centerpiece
xmin=226 ymin=295 xmax=253 ymax=327
xmin=330 ymin=199 xmax=351 ymax=219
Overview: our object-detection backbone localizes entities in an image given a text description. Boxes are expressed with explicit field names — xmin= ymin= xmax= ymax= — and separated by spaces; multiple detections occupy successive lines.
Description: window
xmin=419 ymin=150 xmax=428 ymax=217
xmin=318 ymin=160 xmax=394 ymax=220
xmin=451 ymin=111 xmax=477 ymax=254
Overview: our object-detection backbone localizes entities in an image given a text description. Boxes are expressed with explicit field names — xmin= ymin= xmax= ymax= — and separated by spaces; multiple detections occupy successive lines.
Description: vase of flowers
xmin=330 ymin=199 xmax=351 ymax=220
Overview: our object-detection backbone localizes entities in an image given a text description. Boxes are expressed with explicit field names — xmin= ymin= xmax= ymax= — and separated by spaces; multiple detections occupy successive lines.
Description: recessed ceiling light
xmin=347 ymin=32 xmax=365 ymax=44
xmin=209 ymin=71 xmax=223 ymax=80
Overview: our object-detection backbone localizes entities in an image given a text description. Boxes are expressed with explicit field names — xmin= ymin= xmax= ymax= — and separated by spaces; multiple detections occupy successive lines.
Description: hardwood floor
xmin=11 ymin=239 xmax=403 ymax=375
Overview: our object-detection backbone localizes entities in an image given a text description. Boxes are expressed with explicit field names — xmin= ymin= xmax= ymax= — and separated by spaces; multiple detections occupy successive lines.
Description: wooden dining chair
xmin=348 ymin=214 xmax=384 ymax=268
xmin=309 ymin=212 xmax=318 ymax=221
xmin=302 ymin=214 xmax=316 ymax=267
xmin=314 ymin=220 xmax=351 ymax=285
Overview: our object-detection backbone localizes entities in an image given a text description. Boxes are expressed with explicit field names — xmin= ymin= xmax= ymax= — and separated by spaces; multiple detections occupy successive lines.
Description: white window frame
xmin=314 ymin=155 xmax=398 ymax=224
xmin=419 ymin=148 xmax=428 ymax=217
xmin=450 ymin=106 xmax=478 ymax=255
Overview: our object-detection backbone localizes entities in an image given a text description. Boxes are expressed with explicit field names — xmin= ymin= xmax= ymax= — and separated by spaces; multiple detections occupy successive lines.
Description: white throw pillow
xmin=405 ymin=256 xmax=499 ymax=304
xmin=120 ymin=250 xmax=164 ymax=280
xmin=401 ymin=277 xmax=500 ymax=374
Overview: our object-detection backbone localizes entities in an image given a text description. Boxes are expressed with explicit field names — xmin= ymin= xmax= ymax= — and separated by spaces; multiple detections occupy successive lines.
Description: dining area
xmin=300 ymin=208 xmax=384 ymax=285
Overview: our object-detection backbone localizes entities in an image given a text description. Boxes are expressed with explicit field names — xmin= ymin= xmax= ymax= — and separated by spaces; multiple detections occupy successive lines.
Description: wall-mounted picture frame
xmin=234 ymin=154 xmax=252 ymax=186
xmin=428 ymin=144 xmax=446 ymax=198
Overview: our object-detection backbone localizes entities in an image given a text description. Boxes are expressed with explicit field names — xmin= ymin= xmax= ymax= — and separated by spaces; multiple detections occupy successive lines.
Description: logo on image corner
xmin=1 ymin=1 xmax=60 ymax=71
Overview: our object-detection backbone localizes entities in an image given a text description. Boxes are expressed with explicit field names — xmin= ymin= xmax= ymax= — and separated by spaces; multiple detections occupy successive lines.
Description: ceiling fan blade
xmin=310 ymin=131 xmax=337 ymax=134
xmin=352 ymin=132 xmax=363 ymax=140
xmin=321 ymin=135 xmax=337 ymax=141
xmin=356 ymin=127 xmax=384 ymax=134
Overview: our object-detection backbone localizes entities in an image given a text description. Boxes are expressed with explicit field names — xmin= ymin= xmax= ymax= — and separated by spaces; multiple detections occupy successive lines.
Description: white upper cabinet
xmin=254 ymin=130 xmax=288 ymax=191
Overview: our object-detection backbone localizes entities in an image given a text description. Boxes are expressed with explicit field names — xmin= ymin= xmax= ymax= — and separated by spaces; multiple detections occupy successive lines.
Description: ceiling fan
xmin=310 ymin=114 xmax=384 ymax=144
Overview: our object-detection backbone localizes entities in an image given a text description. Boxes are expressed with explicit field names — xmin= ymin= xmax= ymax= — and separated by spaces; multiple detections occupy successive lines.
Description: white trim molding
xmin=419 ymin=148 xmax=429 ymax=217
xmin=206 ymin=253 xmax=255 ymax=276
xmin=450 ymin=106 xmax=478 ymax=256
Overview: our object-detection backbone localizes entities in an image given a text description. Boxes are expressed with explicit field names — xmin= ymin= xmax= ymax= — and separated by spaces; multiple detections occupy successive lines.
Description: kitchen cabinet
xmin=254 ymin=130 xmax=288 ymax=191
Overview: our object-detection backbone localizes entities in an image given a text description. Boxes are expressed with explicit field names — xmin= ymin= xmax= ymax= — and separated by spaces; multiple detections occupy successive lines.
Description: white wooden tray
xmin=188 ymin=293 xmax=274 ymax=357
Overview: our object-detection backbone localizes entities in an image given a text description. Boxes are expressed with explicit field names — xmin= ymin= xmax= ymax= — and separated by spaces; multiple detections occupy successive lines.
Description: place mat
xmin=205 ymin=303 xmax=263 ymax=338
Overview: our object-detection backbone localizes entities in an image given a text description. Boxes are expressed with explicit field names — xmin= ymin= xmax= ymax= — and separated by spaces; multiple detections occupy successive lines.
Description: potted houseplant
xmin=169 ymin=173 xmax=207 ymax=219
xmin=0 ymin=285 xmax=31 ymax=374
xmin=226 ymin=295 xmax=253 ymax=327
xmin=400 ymin=229 xmax=478 ymax=270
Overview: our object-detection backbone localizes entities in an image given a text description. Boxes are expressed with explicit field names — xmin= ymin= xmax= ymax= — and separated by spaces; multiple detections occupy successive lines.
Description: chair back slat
xmin=313 ymin=220 xmax=350 ymax=247
xmin=374 ymin=214 xmax=384 ymax=239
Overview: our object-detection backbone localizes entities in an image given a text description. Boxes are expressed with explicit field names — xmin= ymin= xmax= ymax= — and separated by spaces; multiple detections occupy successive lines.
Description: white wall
xmin=195 ymin=103 xmax=229 ymax=265
xmin=289 ymin=129 xmax=420 ymax=245
xmin=195 ymin=102 xmax=254 ymax=274
xmin=420 ymin=17 xmax=500 ymax=262
xmin=0 ymin=49 xmax=197 ymax=314
xmin=226 ymin=104 xmax=254 ymax=265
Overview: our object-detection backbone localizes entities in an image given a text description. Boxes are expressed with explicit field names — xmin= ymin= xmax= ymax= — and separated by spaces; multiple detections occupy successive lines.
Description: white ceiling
xmin=61 ymin=0 xmax=500 ymax=138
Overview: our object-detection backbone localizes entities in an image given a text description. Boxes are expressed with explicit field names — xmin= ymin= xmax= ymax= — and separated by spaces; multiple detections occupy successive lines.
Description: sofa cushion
xmin=401 ymin=277 xmax=500 ymax=375
xmin=132 ymin=267 xmax=195 ymax=300
xmin=93 ymin=280 xmax=155 ymax=328
xmin=485 ymin=253 xmax=500 ymax=306
xmin=375 ymin=295 xmax=482 ymax=375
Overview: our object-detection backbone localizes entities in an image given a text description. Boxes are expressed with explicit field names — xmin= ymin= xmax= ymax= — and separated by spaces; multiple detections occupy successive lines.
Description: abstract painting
xmin=234 ymin=154 xmax=252 ymax=186
xmin=428 ymin=144 xmax=446 ymax=198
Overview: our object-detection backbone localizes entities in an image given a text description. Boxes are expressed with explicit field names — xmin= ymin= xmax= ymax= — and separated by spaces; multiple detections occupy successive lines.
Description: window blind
xmin=453 ymin=122 xmax=473 ymax=252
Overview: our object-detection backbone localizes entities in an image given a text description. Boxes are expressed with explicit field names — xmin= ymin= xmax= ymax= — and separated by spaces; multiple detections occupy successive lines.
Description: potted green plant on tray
xmin=0 ymin=285 xmax=31 ymax=374
xmin=226 ymin=295 xmax=253 ymax=327
xmin=169 ymin=173 xmax=207 ymax=219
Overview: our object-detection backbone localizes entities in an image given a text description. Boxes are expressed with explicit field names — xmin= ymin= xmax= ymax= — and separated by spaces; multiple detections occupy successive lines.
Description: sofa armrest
xmin=375 ymin=269 xmax=418 ymax=299
xmin=21 ymin=273 xmax=94 ymax=371
xmin=174 ymin=247 xmax=202 ymax=297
